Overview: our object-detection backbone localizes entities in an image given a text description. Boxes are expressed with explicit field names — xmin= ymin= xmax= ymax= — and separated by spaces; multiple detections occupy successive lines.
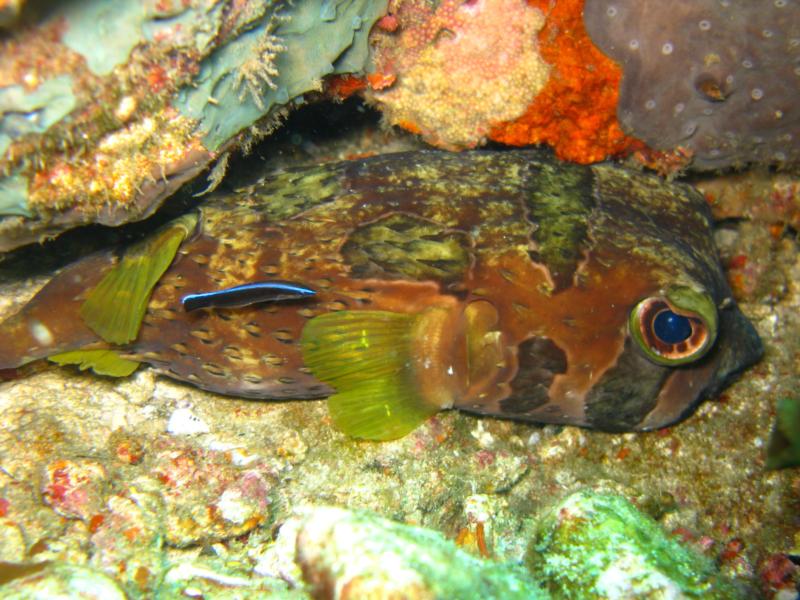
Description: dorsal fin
xmin=80 ymin=213 xmax=198 ymax=345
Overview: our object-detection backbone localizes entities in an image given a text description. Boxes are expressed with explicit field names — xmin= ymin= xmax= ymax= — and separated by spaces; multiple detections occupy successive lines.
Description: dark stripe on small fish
xmin=182 ymin=281 xmax=316 ymax=312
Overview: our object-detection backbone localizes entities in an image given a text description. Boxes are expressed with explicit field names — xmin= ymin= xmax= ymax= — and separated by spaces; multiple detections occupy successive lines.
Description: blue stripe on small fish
xmin=182 ymin=281 xmax=316 ymax=312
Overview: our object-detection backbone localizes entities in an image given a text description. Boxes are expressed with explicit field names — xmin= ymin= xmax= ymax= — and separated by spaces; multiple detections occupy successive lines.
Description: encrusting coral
xmin=366 ymin=0 xmax=551 ymax=150
xmin=489 ymin=0 xmax=641 ymax=164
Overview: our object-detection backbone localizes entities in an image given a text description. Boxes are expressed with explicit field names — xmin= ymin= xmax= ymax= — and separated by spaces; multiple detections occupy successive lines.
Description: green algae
xmin=527 ymin=489 xmax=746 ymax=599
xmin=766 ymin=397 xmax=800 ymax=469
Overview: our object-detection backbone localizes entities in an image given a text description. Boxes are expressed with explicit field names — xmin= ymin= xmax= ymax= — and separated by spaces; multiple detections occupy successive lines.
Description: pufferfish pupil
xmin=653 ymin=310 xmax=693 ymax=344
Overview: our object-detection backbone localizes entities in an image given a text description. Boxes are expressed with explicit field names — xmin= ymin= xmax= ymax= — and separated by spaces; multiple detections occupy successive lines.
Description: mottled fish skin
xmin=0 ymin=151 xmax=762 ymax=431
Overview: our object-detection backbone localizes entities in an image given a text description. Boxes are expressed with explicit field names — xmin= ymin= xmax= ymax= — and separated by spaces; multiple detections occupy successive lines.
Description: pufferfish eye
xmin=629 ymin=286 xmax=719 ymax=366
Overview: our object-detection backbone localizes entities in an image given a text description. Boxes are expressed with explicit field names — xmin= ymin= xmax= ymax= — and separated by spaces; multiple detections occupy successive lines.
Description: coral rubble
xmin=294 ymin=506 xmax=548 ymax=599
xmin=584 ymin=0 xmax=800 ymax=169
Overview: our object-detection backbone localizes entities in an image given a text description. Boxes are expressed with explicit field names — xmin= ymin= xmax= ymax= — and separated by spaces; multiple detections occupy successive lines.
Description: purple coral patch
xmin=584 ymin=0 xmax=800 ymax=169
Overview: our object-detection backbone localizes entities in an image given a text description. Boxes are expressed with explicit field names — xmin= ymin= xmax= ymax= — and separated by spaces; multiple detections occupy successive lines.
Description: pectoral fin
xmin=80 ymin=213 xmax=198 ymax=344
xmin=49 ymin=349 xmax=140 ymax=377
xmin=300 ymin=310 xmax=447 ymax=441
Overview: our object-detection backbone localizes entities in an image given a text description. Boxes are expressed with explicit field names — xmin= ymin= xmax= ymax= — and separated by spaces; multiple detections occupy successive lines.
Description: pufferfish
xmin=0 ymin=151 xmax=762 ymax=440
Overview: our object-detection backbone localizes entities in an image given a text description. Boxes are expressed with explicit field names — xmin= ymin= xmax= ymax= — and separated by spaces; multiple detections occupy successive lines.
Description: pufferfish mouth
xmin=637 ymin=303 xmax=763 ymax=431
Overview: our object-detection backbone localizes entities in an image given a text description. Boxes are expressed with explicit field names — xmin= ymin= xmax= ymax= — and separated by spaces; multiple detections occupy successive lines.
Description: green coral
xmin=527 ymin=489 xmax=745 ymax=599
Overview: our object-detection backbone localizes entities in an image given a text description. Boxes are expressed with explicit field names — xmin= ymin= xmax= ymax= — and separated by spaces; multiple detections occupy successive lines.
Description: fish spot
xmin=499 ymin=269 xmax=516 ymax=283
xmin=190 ymin=328 xmax=217 ymax=345
xmin=260 ymin=264 xmax=281 ymax=276
xmin=222 ymin=345 xmax=244 ymax=361
xmin=298 ymin=366 xmax=313 ymax=375
xmin=142 ymin=351 xmax=168 ymax=365
xmin=262 ymin=354 xmax=286 ymax=366
xmin=243 ymin=322 xmax=261 ymax=338
xmin=243 ymin=374 xmax=264 ymax=384
xmin=202 ymin=362 xmax=228 ymax=377
xmin=324 ymin=300 xmax=349 ymax=312
xmin=272 ymin=329 xmax=295 ymax=344
xmin=186 ymin=373 xmax=201 ymax=383
xmin=153 ymin=308 xmax=178 ymax=320
xmin=297 ymin=308 xmax=317 ymax=318
xmin=29 ymin=320 xmax=54 ymax=346
xmin=278 ymin=376 xmax=296 ymax=385
xmin=170 ymin=342 xmax=189 ymax=355
xmin=192 ymin=255 xmax=210 ymax=265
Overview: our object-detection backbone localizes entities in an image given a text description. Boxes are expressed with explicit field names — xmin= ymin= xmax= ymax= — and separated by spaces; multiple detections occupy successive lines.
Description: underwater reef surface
xmin=0 ymin=113 xmax=798 ymax=597
xmin=3 ymin=0 xmax=800 ymax=251
xmin=0 ymin=0 xmax=388 ymax=251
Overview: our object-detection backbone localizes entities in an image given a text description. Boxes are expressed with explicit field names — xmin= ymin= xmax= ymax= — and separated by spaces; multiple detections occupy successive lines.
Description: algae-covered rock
xmin=527 ymin=489 xmax=745 ymax=599
xmin=0 ymin=0 xmax=388 ymax=252
xmin=0 ymin=562 xmax=127 ymax=599
xmin=295 ymin=506 xmax=549 ymax=600
xmin=155 ymin=559 xmax=305 ymax=599
xmin=766 ymin=397 xmax=800 ymax=470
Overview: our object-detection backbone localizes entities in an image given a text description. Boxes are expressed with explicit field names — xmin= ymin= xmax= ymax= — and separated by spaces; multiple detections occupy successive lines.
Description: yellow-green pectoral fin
xmin=80 ymin=213 xmax=198 ymax=345
xmin=300 ymin=310 xmax=443 ymax=441
xmin=49 ymin=349 xmax=140 ymax=377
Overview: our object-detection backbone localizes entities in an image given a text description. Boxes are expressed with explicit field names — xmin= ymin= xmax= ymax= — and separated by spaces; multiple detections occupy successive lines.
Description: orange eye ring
xmin=629 ymin=287 xmax=718 ymax=366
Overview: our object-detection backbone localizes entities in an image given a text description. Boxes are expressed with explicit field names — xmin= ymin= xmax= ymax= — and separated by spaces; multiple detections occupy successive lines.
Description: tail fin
xmin=0 ymin=214 xmax=196 ymax=371
xmin=0 ymin=252 xmax=114 ymax=369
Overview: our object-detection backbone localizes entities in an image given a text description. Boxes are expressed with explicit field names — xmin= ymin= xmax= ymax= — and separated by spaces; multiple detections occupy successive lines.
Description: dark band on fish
xmin=182 ymin=281 xmax=316 ymax=312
